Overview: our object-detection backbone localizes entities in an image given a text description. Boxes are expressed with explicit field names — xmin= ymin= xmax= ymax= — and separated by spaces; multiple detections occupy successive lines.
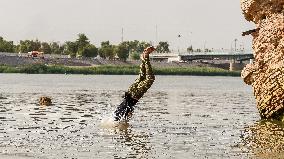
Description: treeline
xmin=0 ymin=64 xmax=241 ymax=76
xmin=0 ymin=34 xmax=170 ymax=60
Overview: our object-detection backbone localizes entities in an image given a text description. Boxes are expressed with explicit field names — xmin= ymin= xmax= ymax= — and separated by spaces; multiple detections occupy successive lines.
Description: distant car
xmin=28 ymin=51 xmax=44 ymax=59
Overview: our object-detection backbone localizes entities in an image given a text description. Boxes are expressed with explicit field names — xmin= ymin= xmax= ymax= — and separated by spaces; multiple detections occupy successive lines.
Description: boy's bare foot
xmin=141 ymin=46 xmax=156 ymax=59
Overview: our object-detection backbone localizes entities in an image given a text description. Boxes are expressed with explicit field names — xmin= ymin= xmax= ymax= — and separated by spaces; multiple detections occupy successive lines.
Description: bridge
xmin=150 ymin=52 xmax=254 ymax=63
xmin=180 ymin=53 xmax=254 ymax=62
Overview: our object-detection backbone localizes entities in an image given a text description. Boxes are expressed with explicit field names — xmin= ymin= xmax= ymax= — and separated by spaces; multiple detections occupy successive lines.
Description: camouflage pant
xmin=127 ymin=57 xmax=155 ymax=100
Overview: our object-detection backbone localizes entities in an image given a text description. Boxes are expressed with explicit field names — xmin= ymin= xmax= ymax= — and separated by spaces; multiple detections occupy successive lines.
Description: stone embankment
xmin=241 ymin=0 xmax=284 ymax=119
xmin=0 ymin=53 xmax=229 ymax=70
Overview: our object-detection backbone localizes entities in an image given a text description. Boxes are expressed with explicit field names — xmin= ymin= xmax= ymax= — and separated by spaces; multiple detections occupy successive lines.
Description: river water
xmin=0 ymin=74 xmax=283 ymax=159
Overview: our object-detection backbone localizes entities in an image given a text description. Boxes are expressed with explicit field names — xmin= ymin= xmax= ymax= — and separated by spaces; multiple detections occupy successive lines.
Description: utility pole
xmin=121 ymin=28 xmax=124 ymax=43
xmin=203 ymin=41 xmax=207 ymax=52
xmin=155 ymin=25 xmax=158 ymax=46
xmin=177 ymin=34 xmax=181 ymax=53
xmin=234 ymin=39 xmax=238 ymax=52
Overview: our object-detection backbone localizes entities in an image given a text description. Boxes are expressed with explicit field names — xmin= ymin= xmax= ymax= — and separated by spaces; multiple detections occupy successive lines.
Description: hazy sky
xmin=0 ymin=0 xmax=254 ymax=51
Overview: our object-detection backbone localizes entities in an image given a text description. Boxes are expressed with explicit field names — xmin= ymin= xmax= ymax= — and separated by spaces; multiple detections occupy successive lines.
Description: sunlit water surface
xmin=0 ymin=74 xmax=283 ymax=159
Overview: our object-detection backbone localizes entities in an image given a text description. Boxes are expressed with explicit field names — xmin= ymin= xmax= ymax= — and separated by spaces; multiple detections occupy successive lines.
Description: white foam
xmin=100 ymin=116 xmax=129 ymax=130
xmin=100 ymin=117 xmax=117 ymax=128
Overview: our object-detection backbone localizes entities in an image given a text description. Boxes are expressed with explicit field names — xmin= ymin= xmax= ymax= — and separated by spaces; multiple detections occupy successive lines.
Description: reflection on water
xmin=240 ymin=120 xmax=284 ymax=158
xmin=111 ymin=128 xmax=152 ymax=159
xmin=0 ymin=74 xmax=278 ymax=158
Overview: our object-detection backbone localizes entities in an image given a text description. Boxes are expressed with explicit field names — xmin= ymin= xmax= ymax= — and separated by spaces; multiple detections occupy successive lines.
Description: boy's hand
xmin=141 ymin=46 xmax=156 ymax=60
xmin=143 ymin=46 xmax=156 ymax=54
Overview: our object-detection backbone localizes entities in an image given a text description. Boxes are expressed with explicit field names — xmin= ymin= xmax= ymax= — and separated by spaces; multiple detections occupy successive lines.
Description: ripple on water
xmin=0 ymin=75 xmax=266 ymax=158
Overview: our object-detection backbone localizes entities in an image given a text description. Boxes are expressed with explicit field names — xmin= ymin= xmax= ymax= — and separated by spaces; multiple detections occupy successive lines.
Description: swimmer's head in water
xmin=39 ymin=96 xmax=52 ymax=106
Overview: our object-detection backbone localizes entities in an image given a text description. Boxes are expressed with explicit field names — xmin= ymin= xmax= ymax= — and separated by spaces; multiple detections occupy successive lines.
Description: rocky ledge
xmin=241 ymin=0 xmax=284 ymax=119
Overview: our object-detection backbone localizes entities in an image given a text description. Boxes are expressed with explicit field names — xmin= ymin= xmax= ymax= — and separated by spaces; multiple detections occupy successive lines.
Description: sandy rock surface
xmin=241 ymin=0 xmax=284 ymax=119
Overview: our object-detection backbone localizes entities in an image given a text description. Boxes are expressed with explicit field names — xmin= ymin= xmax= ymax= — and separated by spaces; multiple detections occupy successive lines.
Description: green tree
xmin=130 ymin=52 xmax=140 ymax=60
xmin=99 ymin=41 xmax=115 ymax=59
xmin=116 ymin=43 xmax=129 ymax=61
xmin=76 ymin=33 xmax=90 ymax=51
xmin=18 ymin=40 xmax=41 ymax=53
xmin=64 ymin=41 xmax=78 ymax=57
xmin=118 ymin=40 xmax=150 ymax=54
xmin=40 ymin=42 xmax=51 ymax=54
xmin=137 ymin=41 xmax=151 ymax=53
xmin=18 ymin=40 xmax=28 ymax=53
xmin=0 ymin=37 xmax=15 ymax=52
xmin=128 ymin=40 xmax=139 ymax=51
xmin=78 ymin=44 xmax=98 ymax=58
xmin=50 ymin=42 xmax=61 ymax=54
xmin=31 ymin=39 xmax=41 ymax=52
xmin=156 ymin=41 xmax=170 ymax=53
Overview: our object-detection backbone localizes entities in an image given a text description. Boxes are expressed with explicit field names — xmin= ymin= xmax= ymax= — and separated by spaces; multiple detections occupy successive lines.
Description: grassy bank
xmin=0 ymin=64 xmax=241 ymax=76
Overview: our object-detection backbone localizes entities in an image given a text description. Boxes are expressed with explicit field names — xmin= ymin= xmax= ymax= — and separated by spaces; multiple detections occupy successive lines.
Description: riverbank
xmin=0 ymin=64 xmax=240 ymax=76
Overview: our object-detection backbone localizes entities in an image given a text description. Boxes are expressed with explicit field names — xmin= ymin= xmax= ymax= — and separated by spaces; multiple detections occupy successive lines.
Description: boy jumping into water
xmin=114 ymin=46 xmax=156 ymax=121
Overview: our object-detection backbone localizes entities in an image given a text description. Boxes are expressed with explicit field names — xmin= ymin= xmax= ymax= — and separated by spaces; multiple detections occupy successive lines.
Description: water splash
xmin=100 ymin=115 xmax=129 ymax=130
